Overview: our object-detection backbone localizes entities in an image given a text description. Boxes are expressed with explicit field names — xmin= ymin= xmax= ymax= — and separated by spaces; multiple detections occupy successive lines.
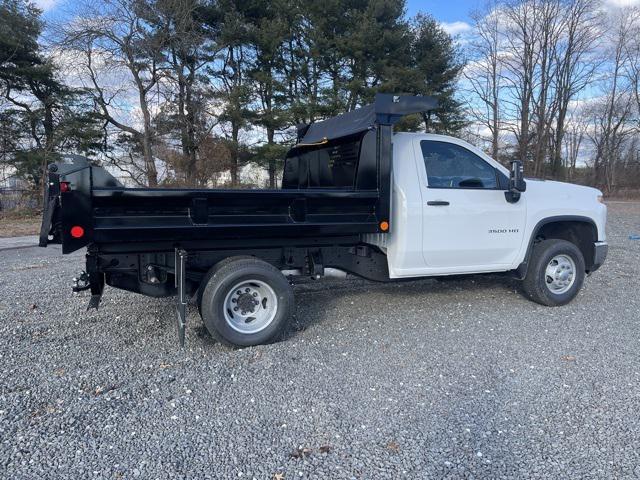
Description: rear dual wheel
xmin=199 ymin=257 xmax=294 ymax=347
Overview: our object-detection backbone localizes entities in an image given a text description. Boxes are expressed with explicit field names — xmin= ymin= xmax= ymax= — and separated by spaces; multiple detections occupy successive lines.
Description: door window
xmin=420 ymin=141 xmax=498 ymax=189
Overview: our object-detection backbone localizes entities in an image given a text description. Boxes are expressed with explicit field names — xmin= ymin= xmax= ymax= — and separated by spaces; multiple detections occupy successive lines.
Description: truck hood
xmin=523 ymin=178 xmax=606 ymax=242
xmin=525 ymin=178 xmax=602 ymax=200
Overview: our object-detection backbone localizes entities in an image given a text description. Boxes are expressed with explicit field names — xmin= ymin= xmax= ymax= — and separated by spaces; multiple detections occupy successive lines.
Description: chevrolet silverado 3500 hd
xmin=40 ymin=94 xmax=608 ymax=347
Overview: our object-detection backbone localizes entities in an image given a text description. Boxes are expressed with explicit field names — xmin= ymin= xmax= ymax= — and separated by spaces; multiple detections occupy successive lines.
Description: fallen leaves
xmin=289 ymin=444 xmax=332 ymax=460
xmin=248 ymin=351 xmax=262 ymax=364
xmin=386 ymin=441 xmax=400 ymax=452
xmin=89 ymin=384 xmax=119 ymax=396
xmin=273 ymin=474 xmax=284 ymax=480
xmin=289 ymin=447 xmax=312 ymax=459
xmin=28 ymin=404 xmax=57 ymax=419
xmin=561 ymin=355 xmax=576 ymax=362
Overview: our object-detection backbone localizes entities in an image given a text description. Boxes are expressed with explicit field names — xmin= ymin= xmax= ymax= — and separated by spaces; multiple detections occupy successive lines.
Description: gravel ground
xmin=1 ymin=202 xmax=639 ymax=479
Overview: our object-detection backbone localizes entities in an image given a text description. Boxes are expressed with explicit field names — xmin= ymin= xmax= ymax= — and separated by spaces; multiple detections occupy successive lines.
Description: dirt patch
xmin=0 ymin=216 xmax=41 ymax=238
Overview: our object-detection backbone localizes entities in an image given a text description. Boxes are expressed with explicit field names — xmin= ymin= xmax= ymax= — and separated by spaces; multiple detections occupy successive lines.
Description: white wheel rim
xmin=223 ymin=279 xmax=278 ymax=334
xmin=544 ymin=254 xmax=576 ymax=295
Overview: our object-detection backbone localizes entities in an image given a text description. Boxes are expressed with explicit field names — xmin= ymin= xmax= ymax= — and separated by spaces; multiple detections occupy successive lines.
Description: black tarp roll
xmin=296 ymin=94 xmax=438 ymax=145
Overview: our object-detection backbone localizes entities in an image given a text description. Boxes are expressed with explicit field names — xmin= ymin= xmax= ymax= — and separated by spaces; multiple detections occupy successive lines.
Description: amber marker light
xmin=380 ymin=221 xmax=389 ymax=232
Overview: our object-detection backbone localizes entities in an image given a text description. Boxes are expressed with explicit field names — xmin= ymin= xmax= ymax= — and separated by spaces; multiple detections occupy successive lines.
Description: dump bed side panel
xmin=41 ymin=156 xmax=383 ymax=254
xmin=90 ymin=187 xmax=381 ymax=246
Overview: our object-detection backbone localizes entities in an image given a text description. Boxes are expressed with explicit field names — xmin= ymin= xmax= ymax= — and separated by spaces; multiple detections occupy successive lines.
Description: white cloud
xmin=33 ymin=0 xmax=59 ymax=12
xmin=605 ymin=0 xmax=640 ymax=7
xmin=440 ymin=21 xmax=473 ymax=36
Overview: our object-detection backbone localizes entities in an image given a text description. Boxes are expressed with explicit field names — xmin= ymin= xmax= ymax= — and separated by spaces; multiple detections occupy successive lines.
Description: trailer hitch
xmin=72 ymin=271 xmax=91 ymax=292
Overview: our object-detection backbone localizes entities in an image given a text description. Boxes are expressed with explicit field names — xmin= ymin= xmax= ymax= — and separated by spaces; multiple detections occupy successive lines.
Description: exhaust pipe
xmin=323 ymin=268 xmax=347 ymax=279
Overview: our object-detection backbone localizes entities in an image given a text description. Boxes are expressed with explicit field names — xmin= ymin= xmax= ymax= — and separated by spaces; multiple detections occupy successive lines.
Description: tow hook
xmin=72 ymin=271 xmax=91 ymax=292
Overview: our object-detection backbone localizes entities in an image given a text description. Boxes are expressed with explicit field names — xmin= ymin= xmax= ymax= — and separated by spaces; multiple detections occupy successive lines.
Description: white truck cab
xmin=366 ymin=132 xmax=607 ymax=306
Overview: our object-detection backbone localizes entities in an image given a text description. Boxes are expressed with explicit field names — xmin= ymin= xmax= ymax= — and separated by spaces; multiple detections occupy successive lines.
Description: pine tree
xmin=1 ymin=0 xmax=103 ymax=194
xmin=405 ymin=13 xmax=466 ymax=134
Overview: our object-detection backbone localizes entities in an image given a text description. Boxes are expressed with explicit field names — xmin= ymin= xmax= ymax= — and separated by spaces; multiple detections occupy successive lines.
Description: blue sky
xmin=36 ymin=0 xmax=640 ymax=27
xmin=406 ymin=0 xmax=479 ymax=24
xmin=38 ymin=0 xmax=478 ymax=31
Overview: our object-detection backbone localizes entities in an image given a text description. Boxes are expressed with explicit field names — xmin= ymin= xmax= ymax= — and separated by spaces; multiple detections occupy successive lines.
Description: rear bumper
xmin=590 ymin=241 xmax=608 ymax=272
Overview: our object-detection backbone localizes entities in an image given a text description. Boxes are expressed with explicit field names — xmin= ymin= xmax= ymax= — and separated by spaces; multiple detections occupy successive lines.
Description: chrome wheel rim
xmin=223 ymin=279 xmax=278 ymax=334
xmin=545 ymin=254 xmax=576 ymax=295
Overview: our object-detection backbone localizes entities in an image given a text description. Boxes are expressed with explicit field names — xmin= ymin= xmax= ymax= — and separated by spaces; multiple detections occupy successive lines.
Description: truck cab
xmin=373 ymin=133 xmax=607 ymax=280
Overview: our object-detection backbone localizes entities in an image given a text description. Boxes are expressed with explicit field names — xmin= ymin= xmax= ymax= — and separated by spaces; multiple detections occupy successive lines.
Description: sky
xmin=406 ymin=0 xmax=479 ymax=32
xmin=36 ymin=0 xmax=481 ymax=32
xmin=34 ymin=0 xmax=640 ymax=28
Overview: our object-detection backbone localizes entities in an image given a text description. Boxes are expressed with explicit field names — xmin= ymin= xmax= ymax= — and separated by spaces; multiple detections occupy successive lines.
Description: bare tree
xmin=625 ymin=7 xmax=640 ymax=126
xmin=548 ymin=0 xmax=601 ymax=179
xmin=502 ymin=0 xmax=543 ymax=167
xmin=494 ymin=0 xmax=604 ymax=180
xmin=588 ymin=8 xmax=638 ymax=193
xmin=563 ymin=105 xmax=588 ymax=181
xmin=62 ymin=0 xmax=165 ymax=186
xmin=528 ymin=0 xmax=563 ymax=177
xmin=465 ymin=1 xmax=505 ymax=161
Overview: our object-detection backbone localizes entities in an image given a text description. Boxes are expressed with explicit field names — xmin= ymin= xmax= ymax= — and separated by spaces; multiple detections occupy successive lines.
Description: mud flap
xmin=39 ymin=195 xmax=57 ymax=247
xmin=39 ymin=165 xmax=61 ymax=247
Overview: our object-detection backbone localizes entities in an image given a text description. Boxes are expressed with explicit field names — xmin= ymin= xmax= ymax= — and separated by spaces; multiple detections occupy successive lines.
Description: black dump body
xmin=40 ymin=94 xmax=437 ymax=255
xmin=41 ymin=155 xmax=383 ymax=255
xmin=39 ymin=95 xmax=437 ymax=315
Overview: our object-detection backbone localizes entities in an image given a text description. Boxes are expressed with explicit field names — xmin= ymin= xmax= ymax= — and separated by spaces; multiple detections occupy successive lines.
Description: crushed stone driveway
xmin=1 ymin=202 xmax=639 ymax=479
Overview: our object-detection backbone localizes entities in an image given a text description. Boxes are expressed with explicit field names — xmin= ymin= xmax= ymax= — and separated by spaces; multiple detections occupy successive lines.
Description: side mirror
xmin=505 ymin=160 xmax=526 ymax=203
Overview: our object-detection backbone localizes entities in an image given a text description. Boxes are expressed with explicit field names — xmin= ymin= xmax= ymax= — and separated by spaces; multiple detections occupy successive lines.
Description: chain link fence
xmin=0 ymin=188 xmax=39 ymax=213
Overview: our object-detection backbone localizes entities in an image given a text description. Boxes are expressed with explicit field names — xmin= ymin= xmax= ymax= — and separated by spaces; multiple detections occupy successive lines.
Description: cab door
xmin=416 ymin=139 xmax=526 ymax=271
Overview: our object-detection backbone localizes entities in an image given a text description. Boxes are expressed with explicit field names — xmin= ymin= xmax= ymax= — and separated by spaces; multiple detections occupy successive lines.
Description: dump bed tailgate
xmin=39 ymin=155 xmax=101 ymax=253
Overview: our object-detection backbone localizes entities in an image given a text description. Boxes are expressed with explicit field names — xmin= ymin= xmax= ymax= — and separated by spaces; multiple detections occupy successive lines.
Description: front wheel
xmin=522 ymin=239 xmax=585 ymax=306
xmin=200 ymin=257 xmax=294 ymax=347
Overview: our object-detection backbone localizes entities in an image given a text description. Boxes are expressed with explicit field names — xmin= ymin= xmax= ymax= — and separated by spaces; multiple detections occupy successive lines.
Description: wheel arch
xmin=516 ymin=216 xmax=598 ymax=279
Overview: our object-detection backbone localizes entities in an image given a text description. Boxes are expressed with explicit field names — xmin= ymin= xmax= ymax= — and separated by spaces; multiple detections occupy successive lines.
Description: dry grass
xmin=0 ymin=213 xmax=41 ymax=238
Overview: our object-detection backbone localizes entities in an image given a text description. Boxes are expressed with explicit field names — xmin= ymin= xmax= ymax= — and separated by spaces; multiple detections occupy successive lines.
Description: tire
xmin=199 ymin=257 xmax=294 ymax=347
xmin=522 ymin=239 xmax=585 ymax=306
xmin=196 ymin=255 xmax=254 ymax=316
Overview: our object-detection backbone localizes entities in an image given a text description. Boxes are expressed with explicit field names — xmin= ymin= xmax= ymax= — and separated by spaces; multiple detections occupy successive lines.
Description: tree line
xmin=0 ymin=0 xmax=462 ymax=194
xmin=1 ymin=0 xmax=639 ymax=205
xmin=464 ymin=0 xmax=640 ymax=195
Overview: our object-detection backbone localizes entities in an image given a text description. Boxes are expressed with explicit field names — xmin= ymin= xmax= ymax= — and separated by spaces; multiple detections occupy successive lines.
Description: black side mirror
xmin=505 ymin=160 xmax=526 ymax=203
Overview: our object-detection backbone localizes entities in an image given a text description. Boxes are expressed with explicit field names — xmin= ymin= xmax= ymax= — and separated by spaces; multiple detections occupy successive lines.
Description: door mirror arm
xmin=505 ymin=160 xmax=526 ymax=203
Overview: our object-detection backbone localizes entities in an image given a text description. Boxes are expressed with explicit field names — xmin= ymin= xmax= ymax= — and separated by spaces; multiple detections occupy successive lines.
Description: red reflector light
xmin=70 ymin=226 xmax=84 ymax=238
xmin=60 ymin=181 xmax=70 ymax=192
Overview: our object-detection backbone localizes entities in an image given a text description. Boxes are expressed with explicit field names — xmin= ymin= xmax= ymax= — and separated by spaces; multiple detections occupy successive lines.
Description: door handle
xmin=427 ymin=200 xmax=450 ymax=206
